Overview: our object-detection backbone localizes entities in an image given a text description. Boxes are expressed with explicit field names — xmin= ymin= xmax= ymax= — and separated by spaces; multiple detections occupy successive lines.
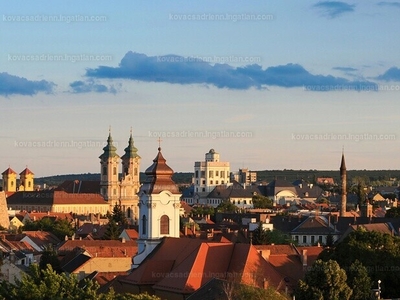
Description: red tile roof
xmin=2 ymin=167 xmax=17 ymax=175
xmin=122 ymin=237 xmax=285 ymax=295
xmin=58 ymin=240 xmax=137 ymax=258
xmin=19 ymin=168 xmax=34 ymax=175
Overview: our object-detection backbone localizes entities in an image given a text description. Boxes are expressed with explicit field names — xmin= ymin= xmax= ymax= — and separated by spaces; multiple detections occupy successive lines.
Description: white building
xmin=132 ymin=146 xmax=181 ymax=268
xmin=192 ymin=149 xmax=230 ymax=204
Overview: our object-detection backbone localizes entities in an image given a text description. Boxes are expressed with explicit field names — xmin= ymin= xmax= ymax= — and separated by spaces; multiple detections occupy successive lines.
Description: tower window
xmin=195 ymin=170 xmax=199 ymax=178
xmin=134 ymin=167 xmax=138 ymax=176
xmin=11 ymin=181 xmax=14 ymax=187
xmin=113 ymin=167 xmax=117 ymax=175
xmin=209 ymin=171 xmax=213 ymax=178
xmin=102 ymin=166 xmax=107 ymax=175
xmin=142 ymin=215 xmax=147 ymax=235
xmin=28 ymin=182 xmax=31 ymax=188
xmin=160 ymin=215 xmax=169 ymax=235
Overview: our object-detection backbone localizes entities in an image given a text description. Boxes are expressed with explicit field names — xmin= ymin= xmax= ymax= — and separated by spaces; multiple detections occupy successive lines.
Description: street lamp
xmin=378 ymin=280 xmax=381 ymax=299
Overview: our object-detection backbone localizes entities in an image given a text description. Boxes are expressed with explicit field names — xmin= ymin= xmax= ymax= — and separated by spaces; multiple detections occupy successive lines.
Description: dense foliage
xmin=103 ymin=204 xmax=128 ymax=240
xmin=251 ymin=224 xmax=291 ymax=245
xmin=252 ymin=195 xmax=273 ymax=209
xmin=0 ymin=264 xmax=160 ymax=300
xmin=318 ymin=229 xmax=400 ymax=298
xmin=23 ymin=217 xmax=75 ymax=240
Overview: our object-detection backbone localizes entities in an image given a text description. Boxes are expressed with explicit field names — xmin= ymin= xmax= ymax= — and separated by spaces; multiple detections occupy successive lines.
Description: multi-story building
xmin=2 ymin=167 xmax=35 ymax=193
xmin=230 ymin=168 xmax=257 ymax=186
xmin=192 ymin=149 xmax=230 ymax=204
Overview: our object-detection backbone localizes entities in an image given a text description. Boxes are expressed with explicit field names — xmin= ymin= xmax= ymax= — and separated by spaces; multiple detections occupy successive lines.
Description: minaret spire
xmin=340 ymin=150 xmax=347 ymax=217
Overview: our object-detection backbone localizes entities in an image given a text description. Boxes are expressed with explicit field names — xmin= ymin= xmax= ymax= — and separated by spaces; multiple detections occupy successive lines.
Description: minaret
xmin=133 ymin=144 xmax=181 ymax=268
xmin=99 ymin=129 xmax=120 ymax=207
xmin=19 ymin=167 xmax=34 ymax=191
xmin=340 ymin=151 xmax=347 ymax=217
xmin=120 ymin=129 xmax=141 ymax=222
xmin=2 ymin=167 xmax=17 ymax=192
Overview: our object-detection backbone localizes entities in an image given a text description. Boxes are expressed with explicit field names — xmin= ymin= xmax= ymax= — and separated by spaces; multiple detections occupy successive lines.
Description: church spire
xmin=122 ymin=128 xmax=139 ymax=159
xmin=141 ymin=146 xmax=179 ymax=194
xmin=340 ymin=148 xmax=346 ymax=171
xmin=99 ymin=129 xmax=118 ymax=159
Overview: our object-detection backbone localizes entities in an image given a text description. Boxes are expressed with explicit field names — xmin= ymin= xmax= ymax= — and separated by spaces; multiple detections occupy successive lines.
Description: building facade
xmin=99 ymin=130 xmax=141 ymax=222
xmin=192 ymin=149 xmax=230 ymax=204
xmin=133 ymin=146 xmax=181 ymax=268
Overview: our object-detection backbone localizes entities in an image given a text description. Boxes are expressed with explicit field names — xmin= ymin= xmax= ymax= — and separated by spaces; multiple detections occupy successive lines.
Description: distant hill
xmin=32 ymin=169 xmax=400 ymax=188
xmin=34 ymin=172 xmax=194 ymax=187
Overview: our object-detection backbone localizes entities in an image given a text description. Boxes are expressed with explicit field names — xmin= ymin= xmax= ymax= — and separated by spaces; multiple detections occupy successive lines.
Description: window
xmin=210 ymin=180 xmax=213 ymax=184
xmin=244 ymin=200 xmax=247 ymax=205
xmin=311 ymin=236 xmax=315 ymax=244
xmin=319 ymin=236 xmax=323 ymax=243
xmin=160 ymin=215 xmax=169 ymax=234
xmin=216 ymin=171 xmax=219 ymax=176
xmin=202 ymin=188 xmax=205 ymax=192
xmin=142 ymin=215 xmax=147 ymax=235
xmin=195 ymin=170 xmax=199 ymax=178
xmin=294 ymin=236 xmax=299 ymax=242
xmin=11 ymin=181 xmax=14 ymax=187
xmin=113 ymin=189 xmax=117 ymax=195
xmin=221 ymin=180 xmax=224 ymax=184
xmin=134 ymin=167 xmax=138 ymax=176
xmin=216 ymin=180 xmax=219 ymax=184
xmin=221 ymin=171 xmax=225 ymax=178
xmin=103 ymin=166 xmax=107 ymax=175
xmin=233 ymin=200 xmax=236 ymax=204
xmin=202 ymin=180 xmax=206 ymax=185
xmin=209 ymin=171 xmax=213 ymax=178
xmin=127 ymin=207 xmax=131 ymax=218
xmin=302 ymin=236 xmax=307 ymax=244
xmin=113 ymin=167 xmax=117 ymax=175
xmin=28 ymin=181 xmax=31 ymax=188
xmin=201 ymin=171 xmax=205 ymax=177
xmin=238 ymin=200 xmax=241 ymax=204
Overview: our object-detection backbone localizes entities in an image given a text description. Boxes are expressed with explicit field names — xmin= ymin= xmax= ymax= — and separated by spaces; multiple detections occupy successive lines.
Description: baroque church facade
xmin=99 ymin=130 xmax=141 ymax=223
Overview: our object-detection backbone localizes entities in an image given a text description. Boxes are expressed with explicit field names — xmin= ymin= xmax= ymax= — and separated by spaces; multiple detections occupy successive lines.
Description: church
xmin=99 ymin=129 xmax=141 ymax=223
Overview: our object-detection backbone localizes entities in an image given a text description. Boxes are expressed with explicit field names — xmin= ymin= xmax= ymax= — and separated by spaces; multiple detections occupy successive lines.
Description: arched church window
xmin=113 ymin=167 xmax=117 ymax=175
xmin=142 ymin=215 xmax=147 ymax=235
xmin=103 ymin=166 xmax=107 ymax=175
xmin=127 ymin=207 xmax=131 ymax=218
xmin=11 ymin=181 xmax=14 ymax=187
xmin=28 ymin=181 xmax=31 ymax=188
xmin=134 ymin=168 xmax=138 ymax=176
xmin=160 ymin=215 xmax=169 ymax=235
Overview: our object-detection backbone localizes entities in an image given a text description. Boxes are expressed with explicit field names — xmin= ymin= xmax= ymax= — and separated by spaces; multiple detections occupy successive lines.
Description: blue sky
xmin=1 ymin=0 xmax=400 ymax=177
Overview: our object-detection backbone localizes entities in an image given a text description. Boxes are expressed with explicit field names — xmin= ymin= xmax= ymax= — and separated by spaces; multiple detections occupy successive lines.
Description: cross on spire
xmin=157 ymin=137 xmax=162 ymax=151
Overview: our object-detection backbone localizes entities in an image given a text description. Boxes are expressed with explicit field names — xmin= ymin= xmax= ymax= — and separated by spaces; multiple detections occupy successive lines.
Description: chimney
xmin=121 ymin=237 xmax=126 ymax=243
xmin=71 ymin=235 xmax=75 ymax=241
xmin=64 ymin=235 xmax=68 ymax=241
xmin=301 ymin=249 xmax=308 ymax=266
xmin=184 ymin=224 xmax=188 ymax=236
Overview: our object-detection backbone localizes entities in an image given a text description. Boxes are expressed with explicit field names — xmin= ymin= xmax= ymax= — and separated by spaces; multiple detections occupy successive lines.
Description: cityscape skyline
xmin=1 ymin=1 xmax=400 ymax=177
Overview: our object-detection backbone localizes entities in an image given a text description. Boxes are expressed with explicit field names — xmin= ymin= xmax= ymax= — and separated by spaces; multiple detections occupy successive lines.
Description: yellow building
xmin=1 ymin=168 xmax=17 ymax=193
xmin=19 ymin=168 xmax=34 ymax=191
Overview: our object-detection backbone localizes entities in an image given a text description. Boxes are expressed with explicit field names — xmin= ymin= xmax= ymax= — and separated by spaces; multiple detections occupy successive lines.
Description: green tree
xmin=251 ymin=223 xmax=269 ymax=245
xmin=319 ymin=229 xmax=400 ymax=298
xmin=103 ymin=219 xmax=122 ymax=240
xmin=252 ymin=195 xmax=273 ymax=209
xmin=216 ymin=201 xmax=237 ymax=213
xmin=295 ymin=259 xmax=352 ymax=300
xmin=232 ymin=284 xmax=288 ymax=300
xmin=109 ymin=204 xmax=128 ymax=228
xmin=39 ymin=244 xmax=61 ymax=273
xmin=385 ymin=207 xmax=400 ymax=218
xmin=22 ymin=217 xmax=75 ymax=240
xmin=347 ymin=260 xmax=371 ymax=300
xmin=0 ymin=264 xmax=161 ymax=300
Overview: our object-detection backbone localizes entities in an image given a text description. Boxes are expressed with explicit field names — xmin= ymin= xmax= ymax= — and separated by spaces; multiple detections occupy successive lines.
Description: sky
xmin=1 ymin=0 xmax=400 ymax=177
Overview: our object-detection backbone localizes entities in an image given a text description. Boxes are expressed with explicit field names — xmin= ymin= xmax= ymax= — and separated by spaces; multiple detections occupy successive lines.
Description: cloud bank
xmin=0 ymin=72 xmax=55 ymax=96
xmin=313 ymin=1 xmax=355 ymax=18
xmin=376 ymin=67 xmax=400 ymax=81
xmin=69 ymin=79 xmax=118 ymax=94
xmin=86 ymin=51 xmax=376 ymax=91
xmin=377 ymin=1 xmax=400 ymax=8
